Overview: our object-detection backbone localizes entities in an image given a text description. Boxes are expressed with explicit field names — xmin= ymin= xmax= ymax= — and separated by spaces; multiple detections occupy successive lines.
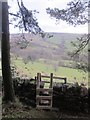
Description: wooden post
xmin=50 ymin=73 xmax=53 ymax=88
xmin=35 ymin=76 xmax=37 ymax=84
xmin=40 ymin=73 xmax=41 ymax=82
xmin=37 ymin=73 xmax=41 ymax=88
xmin=36 ymin=73 xmax=41 ymax=107
xmin=64 ymin=78 xmax=67 ymax=84
xmin=50 ymin=73 xmax=53 ymax=107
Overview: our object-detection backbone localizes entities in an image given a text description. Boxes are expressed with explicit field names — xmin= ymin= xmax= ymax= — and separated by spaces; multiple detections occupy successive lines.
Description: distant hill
xmin=46 ymin=32 xmax=82 ymax=44
xmin=10 ymin=32 xmax=83 ymax=61
xmin=10 ymin=32 xmax=82 ymax=44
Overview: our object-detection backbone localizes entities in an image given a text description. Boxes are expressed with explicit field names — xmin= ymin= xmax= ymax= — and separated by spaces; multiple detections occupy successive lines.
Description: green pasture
xmin=12 ymin=58 xmax=88 ymax=86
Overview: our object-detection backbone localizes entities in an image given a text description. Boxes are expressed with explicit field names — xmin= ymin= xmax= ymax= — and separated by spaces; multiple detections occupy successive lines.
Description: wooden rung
xmin=41 ymin=75 xmax=50 ymax=78
xmin=36 ymin=95 xmax=52 ymax=100
xmin=41 ymin=80 xmax=50 ymax=83
xmin=36 ymin=88 xmax=53 ymax=92
xmin=53 ymin=76 xmax=66 ymax=80
xmin=37 ymin=105 xmax=52 ymax=109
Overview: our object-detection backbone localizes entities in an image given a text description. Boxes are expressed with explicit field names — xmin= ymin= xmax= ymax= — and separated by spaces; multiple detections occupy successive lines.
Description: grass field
xmin=11 ymin=57 xmax=88 ymax=86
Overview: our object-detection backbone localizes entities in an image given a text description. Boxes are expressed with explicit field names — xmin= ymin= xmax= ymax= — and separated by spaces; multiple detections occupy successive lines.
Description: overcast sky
xmin=8 ymin=0 xmax=88 ymax=34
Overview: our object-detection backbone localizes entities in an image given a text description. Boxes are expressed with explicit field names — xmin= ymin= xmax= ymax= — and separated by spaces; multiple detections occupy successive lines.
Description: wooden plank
xmin=36 ymin=88 xmax=53 ymax=92
xmin=53 ymin=76 xmax=67 ymax=80
xmin=41 ymin=75 xmax=50 ymax=78
xmin=36 ymin=105 xmax=52 ymax=109
xmin=36 ymin=95 xmax=52 ymax=100
xmin=37 ymin=73 xmax=41 ymax=88
xmin=41 ymin=80 xmax=50 ymax=83
xmin=50 ymin=73 xmax=53 ymax=88
xmin=37 ymin=105 xmax=59 ymax=111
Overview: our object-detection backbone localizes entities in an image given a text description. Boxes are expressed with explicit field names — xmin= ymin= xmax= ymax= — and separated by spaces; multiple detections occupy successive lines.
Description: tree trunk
xmin=1 ymin=1 xmax=15 ymax=102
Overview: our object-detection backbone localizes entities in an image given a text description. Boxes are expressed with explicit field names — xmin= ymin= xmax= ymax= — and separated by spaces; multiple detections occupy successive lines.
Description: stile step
xmin=36 ymin=105 xmax=52 ymax=109
xmin=36 ymin=95 xmax=52 ymax=100
xmin=36 ymin=88 xmax=53 ymax=92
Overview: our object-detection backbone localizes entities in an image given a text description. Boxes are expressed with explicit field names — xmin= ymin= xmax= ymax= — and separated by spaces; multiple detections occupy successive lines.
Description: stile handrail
xmin=41 ymin=75 xmax=67 ymax=84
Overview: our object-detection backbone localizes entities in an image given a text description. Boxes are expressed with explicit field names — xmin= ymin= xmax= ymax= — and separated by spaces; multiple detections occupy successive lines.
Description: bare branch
xmin=70 ymin=34 xmax=90 ymax=57
xmin=9 ymin=13 xmax=21 ymax=18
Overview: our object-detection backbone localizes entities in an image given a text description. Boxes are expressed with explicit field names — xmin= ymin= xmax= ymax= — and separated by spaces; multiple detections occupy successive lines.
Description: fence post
xmin=64 ymin=78 xmax=67 ymax=84
xmin=37 ymin=73 xmax=41 ymax=88
xmin=50 ymin=73 xmax=53 ymax=88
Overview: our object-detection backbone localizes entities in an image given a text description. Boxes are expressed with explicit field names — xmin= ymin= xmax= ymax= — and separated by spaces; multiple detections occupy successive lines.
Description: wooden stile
xmin=36 ymin=73 xmax=53 ymax=109
xmin=36 ymin=73 xmax=67 ymax=109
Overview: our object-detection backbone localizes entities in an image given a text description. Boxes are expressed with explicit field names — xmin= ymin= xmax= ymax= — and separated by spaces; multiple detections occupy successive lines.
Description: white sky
xmin=8 ymin=0 xmax=88 ymax=34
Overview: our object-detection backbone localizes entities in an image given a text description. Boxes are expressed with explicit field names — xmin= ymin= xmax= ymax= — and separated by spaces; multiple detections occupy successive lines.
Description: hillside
xmin=10 ymin=32 xmax=82 ymax=61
